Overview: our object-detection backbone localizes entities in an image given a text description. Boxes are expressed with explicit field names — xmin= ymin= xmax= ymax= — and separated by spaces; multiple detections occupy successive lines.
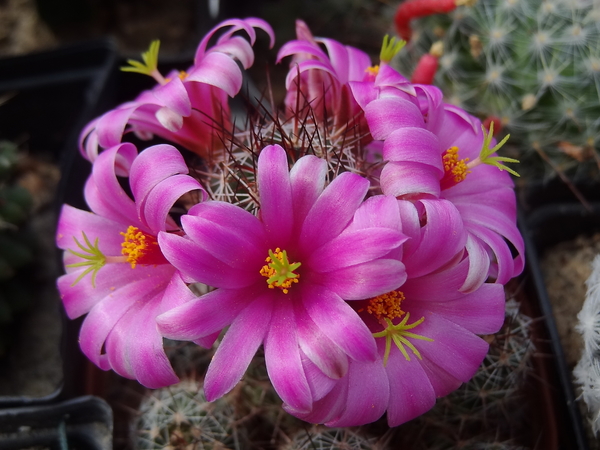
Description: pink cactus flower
xmin=156 ymin=144 xmax=408 ymax=413
xmin=56 ymin=143 xmax=205 ymax=388
xmin=79 ymin=18 xmax=275 ymax=161
xmin=285 ymin=197 xmax=505 ymax=426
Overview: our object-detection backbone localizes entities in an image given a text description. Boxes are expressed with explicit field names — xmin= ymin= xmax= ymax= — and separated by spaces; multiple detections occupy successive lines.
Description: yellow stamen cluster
xmin=373 ymin=313 xmax=434 ymax=366
xmin=165 ymin=71 xmax=189 ymax=83
xmin=443 ymin=146 xmax=470 ymax=183
xmin=365 ymin=65 xmax=380 ymax=78
xmin=120 ymin=226 xmax=158 ymax=269
xmin=366 ymin=290 xmax=406 ymax=320
xmin=260 ymin=248 xmax=301 ymax=294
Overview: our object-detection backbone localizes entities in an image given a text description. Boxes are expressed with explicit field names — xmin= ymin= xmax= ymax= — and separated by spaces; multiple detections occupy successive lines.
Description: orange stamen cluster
xmin=260 ymin=248 xmax=301 ymax=294
xmin=120 ymin=226 xmax=160 ymax=268
xmin=365 ymin=65 xmax=380 ymax=81
xmin=366 ymin=290 xmax=406 ymax=320
xmin=443 ymin=146 xmax=470 ymax=183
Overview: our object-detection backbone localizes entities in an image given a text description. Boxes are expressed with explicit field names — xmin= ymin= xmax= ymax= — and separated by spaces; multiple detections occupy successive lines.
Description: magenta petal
xmin=418 ymin=356 xmax=462 ymax=397
xmin=159 ymin=271 xmax=197 ymax=313
xmin=95 ymin=107 xmax=136 ymax=148
xmin=56 ymin=204 xmax=123 ymax=253
xmin=410 ymin=283 xmax=505 ymax=335
xmin=109 ymin=294 xmax=179 ymax=388
xmin=301 ymin=353 xmax=338 ymax=401
xmin=403 ymin=199 xmax=466 ymax=278
xmin=209 ymin=36 xmax=254 ymax=68
xmin=187 ymin=52 xmax=243 ymax=97
xmin=158 ymin=232 xmax=258 ymax=288
xmin=380 ymin=161 xmax=441 ymax=198
xmin=299 ymin=172 xmax=369 ymax=251
xmin=324 ymin=358 xmax=389 ymax=427
xmin=461 ymin=234 xmax=492 ymax=293
xmin=318 ymin=259 xmax=406 ymax=300
xmin=152 ymin=77 xmax=191 ymax=117
xmin=285 ymin=377 xmax=348 ymax=425
xmin=365 ymin=97 xmax=425 ymax=140
xmin=276 ymin=40 xmax=330 ymax=63
xmin=301 ymin=285 xmax=377 ymax=362
xmin=129 ymin=144 xmax=188 ymax=203
xmin=289 ymin=154 xmax=327 ymax=227
xmin=180 ymin=214 xmax=265 ymax=269
xmin=257 ymin=145 xmax=294 ymax=245
xmin=88 ymin=143 xmax=138 ymax=224
xmin=308 ymin=228 xmax=406 ymax=272
xmin=294 ymin=302 xmax=348 ymax=379
xmin=157 ymin=287 xmax=252 ymax=340
xmin=155 ymin=106 xmax=183 ymax=132
xmin=349 ymin=195 xmax=401 ymax=231
xmin=402 ymin=258 xmax=470 ymax=302
xmin=204 ymin=293 xmax=274 ymax=401
xmin=385 ymin=350 xmax=436 ymax=427
xmin=383 ymin=127 xmax=442 ymax=173
xmin=59 ymin=264 xmax=168 ymax=319
xmin=143 ymin=175 xmax=205 ymax=233
xmin=265 ymin=299 xmax=312 ymax=412
xmin=405 ymin=311 xmax=490 ymax=382
xmin=78 ymin=276 xmax=162 ymax=369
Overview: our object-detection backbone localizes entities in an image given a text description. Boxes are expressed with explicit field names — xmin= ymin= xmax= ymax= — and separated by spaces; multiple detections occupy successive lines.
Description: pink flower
xmin=276 ymin=19 xmax=372 ymax=127
xmin=156 ymin=144 xmax=408 ymax=412
xmin=369 ymin=94 xmax=525 ymax=291
xmin=282 ymin=27 xmax=524 ymax=292
xmin=79 ymin=18 xmax=275 ymax=161
xmin=286 ymin=197 xmax=505 ymax=426
xmin=56 ymin=143 xmax=205 ymax=388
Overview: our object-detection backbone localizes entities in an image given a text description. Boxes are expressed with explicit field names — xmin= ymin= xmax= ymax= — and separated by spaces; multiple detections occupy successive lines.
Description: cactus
xmin=575 ymin=254 xmax=600 ymax=435
xmin=394 ymin=296 xmax=536 ymax=448
xmin=279 ymin=426 xmax=384 ymax=450
xmin=394 ymin=0 xmax=600 ymax=189
xmin=134 ymin=379 xmax=240 ymax=450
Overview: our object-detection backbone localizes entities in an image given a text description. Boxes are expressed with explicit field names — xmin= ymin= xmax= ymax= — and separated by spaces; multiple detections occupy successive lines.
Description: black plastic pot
xmin=520 ymin=200 xmax=600 ymax=450
xmin=0 ymin=395 xmax=112 ymax=449
xmin=0 ymin=40 xmax=117 ymax=406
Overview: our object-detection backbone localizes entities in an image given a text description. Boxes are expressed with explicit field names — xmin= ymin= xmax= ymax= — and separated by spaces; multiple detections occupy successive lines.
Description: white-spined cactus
xmin=394 ymin=0 xmax=600 ymax=187
xmin=575 ymin=254 xmax=600 ymax=435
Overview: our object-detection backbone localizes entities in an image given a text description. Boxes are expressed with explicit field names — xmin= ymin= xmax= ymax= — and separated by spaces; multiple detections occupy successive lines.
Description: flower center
xmin=365 ymin=65 xmax=380 ymax=81
xmin=259 ymin=248 xmax=301 ymax=294
xmin=365 ymin=290 xmax=406 ymax=320
xmin=120 ymin=226 xmax=166 ymax=268
xmin=440 ymin=146 xmax=470 ymax=190
xmin=371 ymin=304 xmax=433 ymax=366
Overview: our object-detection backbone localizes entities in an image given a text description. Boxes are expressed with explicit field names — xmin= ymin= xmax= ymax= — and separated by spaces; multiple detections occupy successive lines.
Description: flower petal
xmin=301 ymin=285 xmax=377 ymax=362
xmin=158 ymin=287 xmax=253 ymax=340
xmin=316 ymin=259 xmax=406 ymax=300
xmin=299 ymin=172 xmax=369 ymax=252
xmin=324 ymin=358 xmax=389 ymax=427
xmin=385 ymin=349 xmax=436 ymax=427
xmin=204 ymin=293 xmax=274 ymax=401
xmin=158 ymin=232 xmax=258 ymax=288
xmin=257 ymin=145 xmax=294 ymax=246
xmin=265 ymin=299 xmax=312 ymax=412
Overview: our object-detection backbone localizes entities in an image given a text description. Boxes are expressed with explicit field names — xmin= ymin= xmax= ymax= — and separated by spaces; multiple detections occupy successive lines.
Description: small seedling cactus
xmin=394 ymin=0 xmax=600 ymax=194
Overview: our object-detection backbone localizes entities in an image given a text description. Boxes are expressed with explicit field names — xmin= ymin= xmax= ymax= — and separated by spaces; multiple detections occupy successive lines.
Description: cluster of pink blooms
xmin=56 ymin=18 xmax=524 ymax=427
